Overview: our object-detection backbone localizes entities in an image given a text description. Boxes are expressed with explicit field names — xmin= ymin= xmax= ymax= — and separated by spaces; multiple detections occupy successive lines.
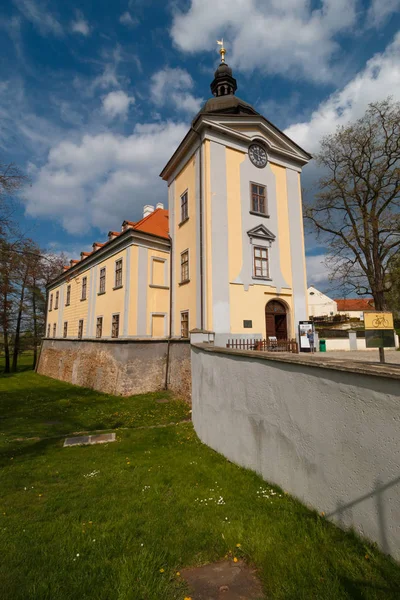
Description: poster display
xmin=299 ymin=321 xmax=314 ymax=352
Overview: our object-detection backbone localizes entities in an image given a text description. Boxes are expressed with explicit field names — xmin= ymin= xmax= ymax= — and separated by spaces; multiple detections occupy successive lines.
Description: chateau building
xmin=46 ymin=46 xmax=311 ymax=345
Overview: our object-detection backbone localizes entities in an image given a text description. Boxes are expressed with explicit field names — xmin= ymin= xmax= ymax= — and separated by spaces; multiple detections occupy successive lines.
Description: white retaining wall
xmin=191 ymin=345 xmax=400 ymax=559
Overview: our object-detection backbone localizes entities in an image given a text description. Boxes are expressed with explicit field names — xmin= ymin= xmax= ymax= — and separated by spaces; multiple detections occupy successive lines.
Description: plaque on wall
xmin=243 ymin=320 xmax=253 ymax=328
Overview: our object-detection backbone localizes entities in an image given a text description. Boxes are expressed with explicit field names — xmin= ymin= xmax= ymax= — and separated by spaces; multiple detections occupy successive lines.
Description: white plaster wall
xmin=325 ymin=338 xmax=350 ymax=351
xmin=191 ymin=346 xmax=400 ymax=559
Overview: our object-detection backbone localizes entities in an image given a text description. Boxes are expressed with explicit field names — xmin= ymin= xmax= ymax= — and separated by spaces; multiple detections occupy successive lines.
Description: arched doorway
xmin=265 ymin=300 xmax=288 ymax=340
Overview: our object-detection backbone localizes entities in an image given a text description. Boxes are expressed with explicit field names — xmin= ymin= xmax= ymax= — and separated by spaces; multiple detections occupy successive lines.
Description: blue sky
xmin=1 ymin=0 xmax=400 ymax=293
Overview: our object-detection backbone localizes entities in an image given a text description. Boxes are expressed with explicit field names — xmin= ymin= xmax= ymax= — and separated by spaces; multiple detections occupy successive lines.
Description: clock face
xmin=249 ymin=144 xmax=267 ymax=168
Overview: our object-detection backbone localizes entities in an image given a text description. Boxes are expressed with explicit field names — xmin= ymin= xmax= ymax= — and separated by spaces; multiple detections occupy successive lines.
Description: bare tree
xmin=306 ymin=98 xmax=400 ymax=311
xmin=0 ymin=162 xmax=26 ymax=235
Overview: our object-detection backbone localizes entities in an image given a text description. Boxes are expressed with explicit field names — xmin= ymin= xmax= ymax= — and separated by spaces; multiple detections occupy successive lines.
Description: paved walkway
xmin=317 ymin=349 xmax=400 ymax=365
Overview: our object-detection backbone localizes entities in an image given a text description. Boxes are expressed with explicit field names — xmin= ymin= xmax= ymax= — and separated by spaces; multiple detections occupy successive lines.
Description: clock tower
xmin=160 ymin=46 xmax=311 ymax=345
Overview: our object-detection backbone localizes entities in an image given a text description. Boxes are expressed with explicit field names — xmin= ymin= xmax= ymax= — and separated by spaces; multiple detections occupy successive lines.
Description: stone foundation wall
xmin=37 ymin=338 xmax=191 ymax=400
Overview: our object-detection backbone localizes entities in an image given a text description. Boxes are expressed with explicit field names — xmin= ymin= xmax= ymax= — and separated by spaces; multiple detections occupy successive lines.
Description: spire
xmin=210 ymin=40 xmax=237 ymax=97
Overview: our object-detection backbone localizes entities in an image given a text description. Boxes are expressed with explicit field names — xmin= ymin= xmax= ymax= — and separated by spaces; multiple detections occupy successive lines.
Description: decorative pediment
xmin=247 ymin=224 xmax=276 ymax=241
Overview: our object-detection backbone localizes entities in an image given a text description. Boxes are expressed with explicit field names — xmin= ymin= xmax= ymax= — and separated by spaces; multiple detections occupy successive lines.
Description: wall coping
xmin=192 ymin=344 xmax=400 ymax=381
xmin=43 ymin=337 xmax=190 ymax=345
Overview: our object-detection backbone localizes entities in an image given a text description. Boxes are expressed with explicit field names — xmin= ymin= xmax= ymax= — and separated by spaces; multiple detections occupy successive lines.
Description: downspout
xmin=191 ymin=125 xmax=204 ymax=329
xmin=164 ymin=233 xmax=173 ymax=390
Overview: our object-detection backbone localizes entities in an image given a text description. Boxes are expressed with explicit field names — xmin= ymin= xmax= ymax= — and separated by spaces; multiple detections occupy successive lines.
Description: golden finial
xmin=217 ymin=39 xmax=226 ymax=63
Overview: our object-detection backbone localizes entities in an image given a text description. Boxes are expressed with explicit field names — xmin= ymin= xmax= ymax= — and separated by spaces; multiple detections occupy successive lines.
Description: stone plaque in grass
xmin=64 ymin=433 xmax=116 ymax=447
xmin=181 ymin=559 xmax=264 ymax=599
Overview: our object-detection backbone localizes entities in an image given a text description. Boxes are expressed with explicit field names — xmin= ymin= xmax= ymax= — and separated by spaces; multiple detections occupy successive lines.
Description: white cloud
xmin=285 ymin=32 xmax=400 ymax=153
xmin=119 ymin=11 xmax=138 ymax=27
xmin=22 ymin=122 xmax=188 ymax=233
xmin=150 ymin=67 xmax=203 ymax=114
xmin=102 ymin=90 xmax=135 ymax=119
xmin=14 ymin=0 xmax=63 ymax=37
xmin=367 ymin=0 xmax=400 ymax=27
xmin=306 ymin=254 xmax=330 ymax=286
xmin=71 ymin=12 xmax=90 ymax=36
xmin=170 ymin=0 xmax=358 ymax=83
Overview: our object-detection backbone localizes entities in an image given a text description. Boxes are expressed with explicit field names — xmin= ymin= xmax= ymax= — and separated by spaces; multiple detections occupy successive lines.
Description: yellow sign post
xmin=364 ymin=312 xmax=394 ymax=330
xmin=363 ymin=311 xmax=395 ymax=363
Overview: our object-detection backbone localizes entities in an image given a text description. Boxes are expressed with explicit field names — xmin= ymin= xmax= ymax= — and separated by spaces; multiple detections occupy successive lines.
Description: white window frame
xmin=180 ymin=310 xmax=189 ymax=338
xmin=180 ymin=249 xmax=190 ymax=284
xmin=111 ymin=313 xmax=120 ymax=338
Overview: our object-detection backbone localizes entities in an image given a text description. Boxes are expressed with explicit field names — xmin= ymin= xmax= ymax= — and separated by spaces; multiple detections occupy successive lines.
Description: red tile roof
xmin=131 ymin=208 xmax=169 ymax=240
xmin=335 ymin=298 xmax=374 ymax=312
xmin=62 ymin=209 xmax=169 ymax=274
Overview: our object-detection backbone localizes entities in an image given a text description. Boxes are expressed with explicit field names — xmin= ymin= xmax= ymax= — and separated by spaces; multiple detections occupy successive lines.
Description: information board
xmin=364 ymin=312 xmax=394 ymax=330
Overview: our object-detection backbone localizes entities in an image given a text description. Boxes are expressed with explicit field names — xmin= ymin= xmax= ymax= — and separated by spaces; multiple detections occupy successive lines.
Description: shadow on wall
xmin=327 ymin=475 xmax=400 ymax=556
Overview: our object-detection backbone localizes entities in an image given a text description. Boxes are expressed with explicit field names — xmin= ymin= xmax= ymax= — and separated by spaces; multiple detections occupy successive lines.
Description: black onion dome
xmin=210 ymin=61 xmax=237 ymax=97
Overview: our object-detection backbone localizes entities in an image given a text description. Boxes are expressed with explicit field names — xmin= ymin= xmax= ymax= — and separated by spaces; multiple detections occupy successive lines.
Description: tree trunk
xmin=32 ymin=281 xmax=38 ymax=369
xmin=11 ymin=270 xmax=27 ymax=372
xmin=1 ymin=285 xmax=10 ymax=373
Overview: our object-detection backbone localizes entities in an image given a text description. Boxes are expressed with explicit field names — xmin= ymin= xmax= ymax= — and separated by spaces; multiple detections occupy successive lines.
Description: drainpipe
xmin=164 ymin=233 xmax=173 ymax=390
xmin=191 ymin=125 xmax=204 ymax=330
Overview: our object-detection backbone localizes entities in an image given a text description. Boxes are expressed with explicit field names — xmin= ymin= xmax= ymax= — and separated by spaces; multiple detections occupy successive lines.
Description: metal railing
xmin=226 ymin=338 xmax=299 ymax=353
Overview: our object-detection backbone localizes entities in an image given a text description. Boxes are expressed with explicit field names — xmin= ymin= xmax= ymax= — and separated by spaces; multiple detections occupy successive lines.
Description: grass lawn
xmin=1 ymin=364 xmax=400 ymax=599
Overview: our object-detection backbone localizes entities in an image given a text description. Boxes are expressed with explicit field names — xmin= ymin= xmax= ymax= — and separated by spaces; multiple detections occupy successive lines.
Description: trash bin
xmin=319 ymin=339 xmax=326 ymax=353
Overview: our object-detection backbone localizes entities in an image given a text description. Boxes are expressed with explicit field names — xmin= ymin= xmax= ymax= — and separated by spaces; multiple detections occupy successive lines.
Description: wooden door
xmin=275 ymin=314 xmax=287 ymax=339
xmin=265 ymin=312 xmax=275 ymax=338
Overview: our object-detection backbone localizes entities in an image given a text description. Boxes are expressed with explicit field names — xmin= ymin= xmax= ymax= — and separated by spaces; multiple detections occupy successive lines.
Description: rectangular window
xmin=181 ymin=311 xmax=189 ymax=338
xmin=55 ymin=291 xmax=59 ymax=309
xmin=81 ymin=277 xmax=87 ymax=300
xmin=112 ymin=314 xmax=120 ymax=338
xmin=115 ymin=259 xmax=123 ymax=288
xmin=180 ymin=250 xmax=189 ymax=283
xmin=254 ymin=246 xmax=269 ymax=279
xmin=96 ymin=317 xmax=103 ymax=339
xmin=99 ymin=267 xmax=106 ymax=294
xmin=66 ymin=285 xmax=71 ymax=306
xmin=78 ymin=319 xmax=84 ymax=340
xmin=63 ymin=322 xmax=68 ymax=338
xmin=180 ymin=191 xmax=188 ymax=222
xmin=251 ymin=183 xmax=267 ymax=215
xmin=49 ymin=293 xmax=53 ymax=311
xmin=52 ymin=324 xmax=56 ymax=338
xmin=47 ymin=324 xmax=50 ymax=337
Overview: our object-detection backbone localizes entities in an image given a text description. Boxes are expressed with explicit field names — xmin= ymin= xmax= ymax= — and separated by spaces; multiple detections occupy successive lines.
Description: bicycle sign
xmin=364 ymin=312 xmax=394 ymax=330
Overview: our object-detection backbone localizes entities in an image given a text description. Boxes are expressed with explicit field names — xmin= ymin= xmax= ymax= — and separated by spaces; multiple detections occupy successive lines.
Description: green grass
xmin=1 ymin=369 xmax=400 ymax=599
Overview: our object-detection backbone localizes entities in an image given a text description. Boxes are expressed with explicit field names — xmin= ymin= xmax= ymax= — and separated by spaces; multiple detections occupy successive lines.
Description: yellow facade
xmin=46 ymin=234 xmax=170 ymax=340
xmin=94 ymin=248 xmax=126 ymax=337
xmin=172 ymin=154 xmax=198 ymax=336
